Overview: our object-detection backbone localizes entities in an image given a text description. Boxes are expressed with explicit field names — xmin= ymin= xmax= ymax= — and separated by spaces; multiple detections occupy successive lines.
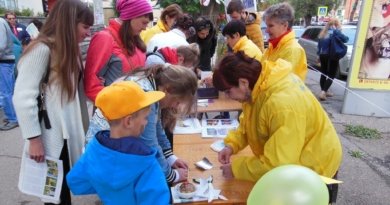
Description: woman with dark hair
xmin=147 ymin=14 xmax=194 ymax=52
xmin=188 ymin=16 xmax=217 ymax=73
xmin=214 ymin=52 xmax=341 ymax=185
xmin=84 ymin=0 xmax=153 ymax=102
xmin=141 ymin=4 xmax=183 ymax=44
xmin=13 ymin=0 xmax=94 ymax=204
xmin=262 ymin=2 xmax=307 ymax=81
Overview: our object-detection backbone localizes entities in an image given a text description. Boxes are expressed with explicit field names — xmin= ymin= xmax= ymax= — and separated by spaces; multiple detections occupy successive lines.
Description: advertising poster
xmin=348 ymin=0 xmax=390 ymax=90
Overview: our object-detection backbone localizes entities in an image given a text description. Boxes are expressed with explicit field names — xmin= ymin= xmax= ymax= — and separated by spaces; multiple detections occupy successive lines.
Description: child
xmin=66 ymin=81 xmax=169 ymax=205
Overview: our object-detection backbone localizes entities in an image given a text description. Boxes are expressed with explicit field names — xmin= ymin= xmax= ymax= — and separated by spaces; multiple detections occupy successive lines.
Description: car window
xmin=342 ymin=27 xmax=357 ymax=45
xmin=301 ymin=28 xmax=322 ymax=42
xmin=294 ymin=28 xmax=305 ymax=38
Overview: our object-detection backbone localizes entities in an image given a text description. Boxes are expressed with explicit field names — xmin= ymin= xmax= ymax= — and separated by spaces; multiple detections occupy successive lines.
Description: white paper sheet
xmin=173 ymin=118 xmax=202 ymax=134
xmin=18 ymin=153 xmax=63 ymax=203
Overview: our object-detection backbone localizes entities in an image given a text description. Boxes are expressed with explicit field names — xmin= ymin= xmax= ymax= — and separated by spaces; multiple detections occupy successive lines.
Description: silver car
xmin=298 ymin=25 xmax=357 ymax=78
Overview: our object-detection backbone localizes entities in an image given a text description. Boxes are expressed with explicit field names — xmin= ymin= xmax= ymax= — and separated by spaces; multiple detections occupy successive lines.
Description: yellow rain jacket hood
xmin=224 ymin=59 xmax=342 ymax=182
xmin=233 ymin=36 xmax=263 ymax=63
xmin=262 ymin=31 xmax=308 ymax=81
xmin=141 ymin=20 xmax=169 ymax=45
xmin=245 ymin=12 xmax=265 ymax=52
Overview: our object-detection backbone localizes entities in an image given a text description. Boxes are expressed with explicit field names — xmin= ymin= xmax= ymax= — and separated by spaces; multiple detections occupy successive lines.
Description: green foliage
xmin=111 ymin=0 xmax=119 ymax=17
xmin=261 ymin=0 xmax=341 ymax=20
xmin=348 ymin=150 xmax=364 ymax=158
xmin=161 ymin=0 xmax=201 ymax=15
xmin=15 ymin=8 xmax=34 ymax=17
xmin=0 ymin=7 xmax=6 ymax=16
xmin=36 ymin=12 xmax=45 ymax=17
xmin=345 ymin=125 xmax=381 ymax=139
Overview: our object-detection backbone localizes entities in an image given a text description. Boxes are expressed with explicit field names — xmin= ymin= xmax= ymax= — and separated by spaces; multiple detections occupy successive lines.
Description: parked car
xmin=292 ymin=26 xmax=305 ymax=39
xmin=298 ymin=25 xmax=357 ymax=78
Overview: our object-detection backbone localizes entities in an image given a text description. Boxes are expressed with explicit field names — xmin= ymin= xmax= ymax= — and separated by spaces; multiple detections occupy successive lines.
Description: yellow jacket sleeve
xmin=283 ymin=48 xmax=307 ymax=81
xmin=231 ymin=109 xmax=307 ymax=182
xmin=224 ymin=113 xmax=248 ymax=154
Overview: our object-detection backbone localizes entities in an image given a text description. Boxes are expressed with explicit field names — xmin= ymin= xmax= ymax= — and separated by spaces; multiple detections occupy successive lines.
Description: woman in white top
xmin=147 ymin=14 xmax=194 ymax=52
xmin=13 ymin=0 xmax=93 ymax=204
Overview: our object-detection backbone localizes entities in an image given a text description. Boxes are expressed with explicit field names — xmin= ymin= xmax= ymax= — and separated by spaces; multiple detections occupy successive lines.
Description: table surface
xmin=173 ymin=134 xmax=254 ymax=204
xmin=197 ymin=93 xmax=242 ymax=113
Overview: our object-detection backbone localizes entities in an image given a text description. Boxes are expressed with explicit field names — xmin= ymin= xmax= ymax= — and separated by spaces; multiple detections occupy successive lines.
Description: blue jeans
xmin=0 ymin=63 xmax=17 ymax=123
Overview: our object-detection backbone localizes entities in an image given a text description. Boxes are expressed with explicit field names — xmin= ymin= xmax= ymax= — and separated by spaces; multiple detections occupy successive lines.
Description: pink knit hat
xmin=116 ymin=0 xmax=153 ymax=21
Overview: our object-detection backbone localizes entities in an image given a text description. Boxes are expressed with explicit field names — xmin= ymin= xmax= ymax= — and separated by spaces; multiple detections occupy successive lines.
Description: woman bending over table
xmin=213 ymin=51 xmax=342 ymax=182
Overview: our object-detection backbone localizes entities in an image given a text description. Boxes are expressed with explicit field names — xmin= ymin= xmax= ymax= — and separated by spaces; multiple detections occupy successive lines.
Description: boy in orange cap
xmin=66 ymin=81 xmax=169 ymax=205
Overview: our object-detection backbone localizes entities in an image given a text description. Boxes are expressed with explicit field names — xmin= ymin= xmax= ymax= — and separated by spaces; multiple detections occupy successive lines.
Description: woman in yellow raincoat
xmin=262 ymin=2 xmax=308 ymax=81
xmin=141 ymin=4 xmax=182 ymax=44
xmin=213 ymin=51 xmax=342 ymax=182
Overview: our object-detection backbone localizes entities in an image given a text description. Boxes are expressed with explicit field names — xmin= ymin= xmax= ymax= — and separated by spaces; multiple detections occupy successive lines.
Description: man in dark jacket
xmin=227 ymin=0 xmax=264 ymax=52
xmin=5 ymin=11 xmax=30 ymax=43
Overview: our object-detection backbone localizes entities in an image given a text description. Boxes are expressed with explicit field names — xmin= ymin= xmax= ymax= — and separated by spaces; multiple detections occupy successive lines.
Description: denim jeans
xmin=0 ymin=62 xmax=17 ymax=123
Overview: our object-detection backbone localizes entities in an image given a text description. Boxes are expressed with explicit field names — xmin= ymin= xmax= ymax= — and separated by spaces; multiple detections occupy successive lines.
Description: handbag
xmin=37 ymin=58 xmax=51 ymax=129
xmin=329 ymin=33 xmax=347 ymax=60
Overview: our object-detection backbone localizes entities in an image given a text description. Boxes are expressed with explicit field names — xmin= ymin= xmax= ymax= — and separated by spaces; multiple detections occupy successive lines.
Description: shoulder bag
xmin=37 ymin=58 xmax=51 ymax=129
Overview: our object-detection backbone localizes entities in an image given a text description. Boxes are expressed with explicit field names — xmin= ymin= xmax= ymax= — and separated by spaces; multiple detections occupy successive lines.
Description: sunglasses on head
xmin=198 ymin=23 xmax=210 ymax=31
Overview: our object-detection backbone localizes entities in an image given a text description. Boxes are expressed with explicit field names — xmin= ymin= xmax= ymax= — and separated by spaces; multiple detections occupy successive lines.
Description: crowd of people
xmin=0 ymin=0 xmax=344 ymax=204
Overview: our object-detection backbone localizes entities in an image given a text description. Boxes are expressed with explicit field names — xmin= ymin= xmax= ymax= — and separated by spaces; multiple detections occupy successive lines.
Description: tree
xmin=161 ymin=0 xmax=202 ymax=16
xmin=262 ymin=0 xmax=341 ymax=27
xmin=160 ymin=0 xmax=225 ymax=23
xmin=349 ymin=0 xmax=358 ymax=22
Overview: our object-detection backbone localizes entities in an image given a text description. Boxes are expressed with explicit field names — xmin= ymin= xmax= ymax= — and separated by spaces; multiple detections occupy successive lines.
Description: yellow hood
xmin=251 ymin=59 xmax=292 ymax=101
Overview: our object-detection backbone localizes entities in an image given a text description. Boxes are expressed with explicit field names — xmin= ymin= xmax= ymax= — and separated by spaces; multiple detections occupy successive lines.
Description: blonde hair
xmin=319 ymin=18 xmax=341 ymax=39
xmin=129 ymin=64 xmax=198 ymax=130
xmin=176 ymin=43 xmax=200 ymax=68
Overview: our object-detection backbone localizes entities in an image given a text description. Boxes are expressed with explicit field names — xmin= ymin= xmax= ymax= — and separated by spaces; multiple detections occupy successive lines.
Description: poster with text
xmin=348 ymin=0 xmax=390 ymax=90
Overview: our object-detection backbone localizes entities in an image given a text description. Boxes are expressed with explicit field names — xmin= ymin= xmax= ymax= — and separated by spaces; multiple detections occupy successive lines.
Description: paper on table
xmin=18 ymin=153 xmax=63 ymax=203
xmin=173 ymin=118 xmax=202 ymax=134
xmin=200 ymin=71 xmax=213 ymax=80
xmin=210 ymin=140 xmax=225 ymax=152
xmin=197 ymin=99 xmax=209 ymax=107
xmin=201 ymin=119 xmax=239 ymax=138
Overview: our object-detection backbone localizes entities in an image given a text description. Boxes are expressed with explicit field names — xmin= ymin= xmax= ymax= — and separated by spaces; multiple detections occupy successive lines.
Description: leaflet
xmin=18 ymin=153 xmax=63 ymax=203
xmin=173 ymin=118 xmax=202 ymax=134
xmin=201 ymin=119 xmax=239 ymax=138
xmin=26 ymin=23 xmax=39 ymax=39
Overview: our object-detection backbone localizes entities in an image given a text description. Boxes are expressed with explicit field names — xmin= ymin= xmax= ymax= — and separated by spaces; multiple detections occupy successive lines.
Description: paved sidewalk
xmin=306 ymin=69 xmax=390 ymax=205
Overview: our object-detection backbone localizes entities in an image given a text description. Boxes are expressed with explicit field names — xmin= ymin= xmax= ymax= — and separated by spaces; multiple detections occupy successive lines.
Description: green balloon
xmin=247 ymin=165 xmax=329 ymax=205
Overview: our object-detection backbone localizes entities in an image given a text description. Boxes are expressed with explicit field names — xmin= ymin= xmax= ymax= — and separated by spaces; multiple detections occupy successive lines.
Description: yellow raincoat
xmin=245 ymin=12 xmax=265 ymax=53
xmin=225 ymin=59 xmax=342 ymax=182
xmin=232 ymin=36 xmax=263 ymax=63
xmin=262 ymin=31 xmax=308 ymax=81
xmin=141 ymin=20 xmax=169 ymax=45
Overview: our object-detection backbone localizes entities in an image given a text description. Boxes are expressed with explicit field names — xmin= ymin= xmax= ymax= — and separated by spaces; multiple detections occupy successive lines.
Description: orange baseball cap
xmin=95 ymin=81 xmax=165 ymax=120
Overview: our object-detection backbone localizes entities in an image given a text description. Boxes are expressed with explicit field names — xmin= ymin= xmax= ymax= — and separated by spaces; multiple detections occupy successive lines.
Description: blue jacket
xmin=67 ymin=131 xmax=170 ymax=205
xmin=317 ymin=29 xmax=349 ymax=55
xmin=11 ymin=34 xmax=22 ymax=63
xmin=85 ymin=76 xmax=177 ymax=183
